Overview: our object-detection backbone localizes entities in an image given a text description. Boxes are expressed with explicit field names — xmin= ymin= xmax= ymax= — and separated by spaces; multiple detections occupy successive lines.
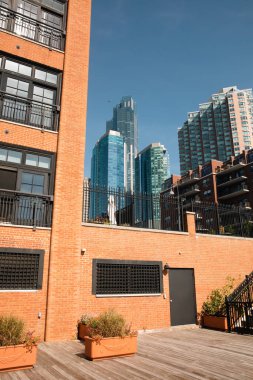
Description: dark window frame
xmin=0 ymin=53 xmax=61 ymax=104
xmin=0 ymin=247 xmax=44 ymax=290
xmin=0 ymin=142 xmax=55 ymax=195
xmin=0 ymin=0 xmax=67 ymax=30
xmin=92 ymin=259 xmax=163 ymax=297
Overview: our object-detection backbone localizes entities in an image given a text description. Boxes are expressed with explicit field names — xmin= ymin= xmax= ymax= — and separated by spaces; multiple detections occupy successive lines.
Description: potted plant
xmin=201 ymin=277 xmax=234 ymax=331
xmin=84 ymin=309 xmax=137 ymax=360
xmin=78 ymin=314 xmax=94 ymax=340
xmin=0 ymin=315 xmax=39 ymax=372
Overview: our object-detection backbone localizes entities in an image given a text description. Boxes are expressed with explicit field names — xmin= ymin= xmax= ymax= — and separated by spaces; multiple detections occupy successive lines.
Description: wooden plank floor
xmin=0 ymin=328 xmax=253 ymax=380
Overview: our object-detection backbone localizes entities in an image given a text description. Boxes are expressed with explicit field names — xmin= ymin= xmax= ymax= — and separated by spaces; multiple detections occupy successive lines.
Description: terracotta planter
xmin=0 ymin=344 xmax=37 ymax=372
xmin=78 ymin=324 xmax=90 ymax=340
xmin=203 ymin=315 xmax=228 ymax=331
xmin=85 ymin=335 xmax=138 ymax=360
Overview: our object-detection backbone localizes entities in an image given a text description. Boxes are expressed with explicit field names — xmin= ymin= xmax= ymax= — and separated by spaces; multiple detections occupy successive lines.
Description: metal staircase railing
xmin=226 ymin=271 xmax=253 ymax=335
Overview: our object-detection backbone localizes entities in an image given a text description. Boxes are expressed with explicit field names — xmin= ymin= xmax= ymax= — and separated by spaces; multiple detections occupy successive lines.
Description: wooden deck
xmin=1 ymin=328 xmax=253 ymax=379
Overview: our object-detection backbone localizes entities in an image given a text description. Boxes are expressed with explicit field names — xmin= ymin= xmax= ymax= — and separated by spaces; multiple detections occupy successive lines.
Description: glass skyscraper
xmin=135 ymin=143 xmax=169 ymax=228
xmin=90 ymin=130 xmax=124 ymax=219
xmin=178 ymin=86 xmax=253 ymax=175
xmin=106 ymin=96 xmax=138 ymax=193
xmin=135 ymin=143 xmax=170 ymax=194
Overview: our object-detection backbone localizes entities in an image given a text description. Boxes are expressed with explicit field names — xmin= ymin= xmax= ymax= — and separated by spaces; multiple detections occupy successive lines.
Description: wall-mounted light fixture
xmin=81 ymin=248 xmax=86 ymax=255
xmin=164 ymin=263 xmax=170 ymax=271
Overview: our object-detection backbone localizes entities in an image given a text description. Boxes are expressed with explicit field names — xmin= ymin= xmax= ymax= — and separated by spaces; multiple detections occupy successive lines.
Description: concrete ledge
xmin=196 ymin=233 xmax=253 ymax=241
xmin=0 ymin=119 xmax=58 ymax=134
xmin=0 ymin=223 xmax=51 ymax=231
xmin=82 ymin=222 xmax=189 ymax=236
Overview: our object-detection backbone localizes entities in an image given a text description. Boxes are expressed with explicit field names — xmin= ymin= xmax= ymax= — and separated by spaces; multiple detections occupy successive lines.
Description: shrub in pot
xmin=0 ymin=315 xmax=39 ymax=372
xmin=201 ymin=277 xmax=234 ymax=331
xmin=78 ymin=314 xmax=94 ymax=340
xmin=84 ymin=309 xmax=137 ymax=360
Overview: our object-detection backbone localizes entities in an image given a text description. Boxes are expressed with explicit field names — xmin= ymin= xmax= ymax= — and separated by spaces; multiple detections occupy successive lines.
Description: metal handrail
xmin=0 ymin=91 xmax=59 ymax=131
xmin=0 ymin=190 xmax=53 ymax=227
xmin=0 ymin=5 xmax=65 ymax=50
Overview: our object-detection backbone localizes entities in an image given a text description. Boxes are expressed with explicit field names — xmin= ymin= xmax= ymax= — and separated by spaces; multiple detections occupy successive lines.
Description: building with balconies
xmin=178 ymin=86 xmax=253 ymax=175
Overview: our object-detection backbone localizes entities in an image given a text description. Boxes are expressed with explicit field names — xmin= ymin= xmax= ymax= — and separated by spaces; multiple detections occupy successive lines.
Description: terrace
xmin=1 ymin=329 xmax=252 ymax=379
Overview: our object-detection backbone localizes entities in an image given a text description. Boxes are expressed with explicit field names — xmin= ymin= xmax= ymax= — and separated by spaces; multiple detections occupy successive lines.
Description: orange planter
xmin=78 ymin=324 xmax=90 ymax=340
xmin=0 ymin=344 xmax=37 ymax=372
xmin=85 ymin=335 xmax=138 ymax=360
xmin=203 ymin=315 xmax=228 ymax=331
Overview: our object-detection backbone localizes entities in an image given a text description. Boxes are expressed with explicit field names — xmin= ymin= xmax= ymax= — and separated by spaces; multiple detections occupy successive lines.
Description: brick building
xmin=0 ymin=0 xmax=252 ymax=342
xmin=0 ymin=0 xmax=91 ymax=341
xmin=162 ymin=149 xmax=253 ymax=208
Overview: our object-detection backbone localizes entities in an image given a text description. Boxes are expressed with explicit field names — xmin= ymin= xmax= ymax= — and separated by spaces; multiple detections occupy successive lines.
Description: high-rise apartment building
xmin=90 ymin=130 xmax=124 ymax=219
xmin=178 ymin=86 xmax=253 ymax=174
xmin=0 ymin=0 xmax=91 ymax=341
xmin=135 ymin=143 xmax=169 ymax=195
xmin=106 ymin=96 xmax=138 ymax=192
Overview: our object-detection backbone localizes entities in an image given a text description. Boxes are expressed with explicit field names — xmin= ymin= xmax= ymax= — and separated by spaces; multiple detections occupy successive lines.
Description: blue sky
xmin=85 ymin=0 xmax=253 ymax=176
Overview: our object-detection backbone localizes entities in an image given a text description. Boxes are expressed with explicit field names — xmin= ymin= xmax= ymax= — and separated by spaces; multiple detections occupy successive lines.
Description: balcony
xmin=217 ymin=176 xmax=247 ymax=188
xmin=0 ymin=92 xmax=59 ymax=131
xmin=216 ymin=162 xmax=246 ymax=176
xmin=0 ymin=190 xmax=53 ymax=227
xmin=0 ymin=5 xmax=65 ymax=50
xmin=218 ymin=185 xmax=249 ymax=201
xmin=181 ymin=185 xmax=200 ymax=198
xmin=178 ymin=173 xmax=200 ymax=187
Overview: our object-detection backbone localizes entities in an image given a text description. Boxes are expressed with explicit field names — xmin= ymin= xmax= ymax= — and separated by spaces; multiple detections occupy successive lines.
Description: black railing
xmin=0 ymin=5 xmax=65 ymax=50
xmin=187 ymin=201 xmax=253 ymax=238
xmin=0 ymin=92 xmax=59 ymax=131
xmin=83 ymin=186 xmax=253 ymax=237
xmin=226 ymin=272 xmax=253 ymax=335
xmin=0 ymin=190 xmax=53 ymax=227
xmin=83 ymin=185 xmax=182 ymax=232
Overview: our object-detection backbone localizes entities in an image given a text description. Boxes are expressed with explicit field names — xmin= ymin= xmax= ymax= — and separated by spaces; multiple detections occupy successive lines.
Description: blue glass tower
xmin=106 ymin=96 xmax=138 ymax=193
xmin=90 ymin=130 xmax=124 ymax=219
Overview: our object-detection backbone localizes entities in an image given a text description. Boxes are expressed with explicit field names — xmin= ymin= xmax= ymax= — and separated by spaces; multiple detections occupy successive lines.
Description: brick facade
xmin=0 ymin=0 xmax=252 ymax=343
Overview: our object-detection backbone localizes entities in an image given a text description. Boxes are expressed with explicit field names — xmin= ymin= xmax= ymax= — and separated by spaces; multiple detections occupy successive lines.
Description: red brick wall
xmin=0 ymin=121 xmax=58 ymax=153
xmin=0 ymin=226 xmax=51 ymax=340
xmin=0 ymin=30 xmax=64 ymax=70
xmin=79 ymin=217 xmax=253 ymax=331
xmin=45 ymin=0 xmax=91 ymax=341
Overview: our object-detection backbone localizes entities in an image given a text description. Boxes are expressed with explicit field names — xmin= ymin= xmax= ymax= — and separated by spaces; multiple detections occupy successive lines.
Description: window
xmin=5 ymin=59 xmax=32 ymax=76
xmin=0 ymin=143 xmax=54 ymax=195
xmin=0 ymin=54 xmax=61 ymax=131
xmin=25 ymin=153 xmax=51 ymax=169
xmin=0 ymin=248 xmax=44 ymax=290
xmin=92 ymin=259 xmax=163 ymax=296
xmin=0 ymin=0 xmax=67 ymax=50
xmin=34 ymin=69 xmax=57 ymax=84
xmin=20 ymin=172 xmax=45 ymax=194
xmin=0 ymin=147 xmax=22 ymax=163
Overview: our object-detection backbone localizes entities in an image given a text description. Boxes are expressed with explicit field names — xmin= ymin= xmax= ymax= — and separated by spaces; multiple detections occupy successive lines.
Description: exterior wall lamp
xmin=164 ymin=263 xmax=170 ymax=271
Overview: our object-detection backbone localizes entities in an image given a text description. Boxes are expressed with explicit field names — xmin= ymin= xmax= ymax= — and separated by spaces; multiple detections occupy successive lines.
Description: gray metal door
xmin=169 ymin=268 xmax=197 ymax=326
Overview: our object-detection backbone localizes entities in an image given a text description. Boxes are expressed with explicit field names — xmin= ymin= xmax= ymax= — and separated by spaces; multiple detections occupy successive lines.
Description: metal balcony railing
xmin=0 ymin=92 xmax=59 ymax=131
xmin=0 ymin=189 xmax=53 ymax=227
xmin=0 ymin=5 xmax=65 ymax=50
xmin=226 ymin=272 xmax=253 ymax=335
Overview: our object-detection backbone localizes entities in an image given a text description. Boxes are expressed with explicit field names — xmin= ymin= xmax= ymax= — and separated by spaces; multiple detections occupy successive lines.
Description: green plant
xmin=86 ymin=309 xmax=135 ymax=339
xmin=201 ymin=277 xmax=235 ymax=317
xmin=0 ymin=316 xmax=39 ymax=347
xmin=79 ymin=314 xmax=94 ymax=325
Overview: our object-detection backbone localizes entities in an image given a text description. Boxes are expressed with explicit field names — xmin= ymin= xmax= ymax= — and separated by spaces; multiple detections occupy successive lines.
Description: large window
xmin=0 ymin=0 xmax=67 ymax=50
xmin=0 ymin=248 xmax=44 ymax=290
xmin=0 ymin=143 xmax=54 ymax=195
xmin=92 ymin=259 xmax=163 ymax=296
xmin=0 ymin=54 xmax=61 ymax=131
